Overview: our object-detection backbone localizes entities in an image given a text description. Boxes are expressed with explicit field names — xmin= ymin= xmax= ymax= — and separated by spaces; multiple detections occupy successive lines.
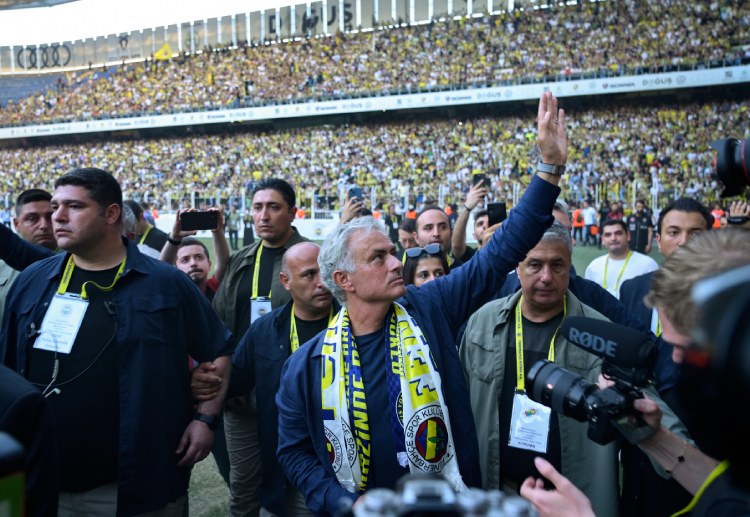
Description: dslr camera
xmin=341 ymin=474 xmax=534 ymax=517
xmin=526 ymin=317 xmax=658 ymax=445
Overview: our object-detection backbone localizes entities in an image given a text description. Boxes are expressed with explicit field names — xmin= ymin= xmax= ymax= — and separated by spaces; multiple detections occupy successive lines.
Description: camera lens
xmin=527 ymin=360 xmax=598 ymax=422
xmin=710 ymin=138 xmax=750 ymax=198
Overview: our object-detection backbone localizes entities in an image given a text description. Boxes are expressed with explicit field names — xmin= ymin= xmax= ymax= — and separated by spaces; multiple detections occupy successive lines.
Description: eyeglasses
xmin=404 ymin=243 xmax=442 ymax=259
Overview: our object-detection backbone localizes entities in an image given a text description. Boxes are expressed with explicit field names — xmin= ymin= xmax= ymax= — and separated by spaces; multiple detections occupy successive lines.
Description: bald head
xmin=280 ymin=242 xmax=333 ymax=319
xmin=281 ymin=242 xmax=320 ymax=274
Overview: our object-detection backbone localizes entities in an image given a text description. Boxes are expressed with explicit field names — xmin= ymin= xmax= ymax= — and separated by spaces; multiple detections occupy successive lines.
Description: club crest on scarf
xmin=321 ymin=303 xmax=467 ymax=494
xmin=407 ymin=406 xmax=450 ymax=468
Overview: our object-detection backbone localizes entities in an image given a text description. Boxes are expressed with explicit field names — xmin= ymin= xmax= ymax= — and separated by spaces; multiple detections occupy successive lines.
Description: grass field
xmin=187 ymin=239 xmax=662 ymax=516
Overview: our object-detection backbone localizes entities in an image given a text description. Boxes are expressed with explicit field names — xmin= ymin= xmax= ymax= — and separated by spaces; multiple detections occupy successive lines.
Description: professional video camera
xmin=526 ymin=317 xmax=658 ymax=445
xmin=686 ymin=264 xmax=750 ymax=491
xmin=710 ymin=137 xmax=750 ymax=197
xmin=339 ymin=474 xmax=535 ymax=517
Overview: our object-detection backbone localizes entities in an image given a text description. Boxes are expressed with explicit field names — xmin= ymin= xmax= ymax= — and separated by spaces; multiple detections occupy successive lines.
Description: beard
xmin=187 ymin=270 xmax=206 ymax=285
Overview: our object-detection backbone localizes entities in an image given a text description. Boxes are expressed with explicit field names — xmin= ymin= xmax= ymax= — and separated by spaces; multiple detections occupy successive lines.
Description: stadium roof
xmin=0 ymin=0 xmax=299 ymax=46
xmin=0 ymin=0 xmax=76 ymax=10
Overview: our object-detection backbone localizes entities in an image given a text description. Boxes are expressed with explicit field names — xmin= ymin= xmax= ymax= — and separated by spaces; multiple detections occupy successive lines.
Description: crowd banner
xmin=1 ymin=65 xmax=748 ymax=141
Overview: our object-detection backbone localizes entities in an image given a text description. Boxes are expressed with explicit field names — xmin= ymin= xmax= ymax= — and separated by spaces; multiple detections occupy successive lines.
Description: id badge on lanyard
xmin=508 ymin=295 xmax=565 ymax=453
xmin=508 ymin=390 xmax=552 ymax=453
xmin=250 ymin=296 xmax=272 ymax=323
xmin=34 ymin=293 xmax=88 ymax=354
xmin=250 ymin=246 xmax=272 ymax=324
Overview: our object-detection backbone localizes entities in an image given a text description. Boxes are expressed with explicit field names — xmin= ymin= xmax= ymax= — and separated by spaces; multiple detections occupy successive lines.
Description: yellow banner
xmin=153 ymin=42 xmax=173 ymax=61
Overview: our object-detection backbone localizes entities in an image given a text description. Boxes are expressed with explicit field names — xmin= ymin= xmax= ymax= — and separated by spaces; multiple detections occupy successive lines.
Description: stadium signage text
xmin=2 ymin=65 xmax=748 ymax=140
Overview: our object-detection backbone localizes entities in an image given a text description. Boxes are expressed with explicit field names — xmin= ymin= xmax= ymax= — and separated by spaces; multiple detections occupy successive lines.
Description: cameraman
xmin=521 ymin=228 xmax=750 ymax=517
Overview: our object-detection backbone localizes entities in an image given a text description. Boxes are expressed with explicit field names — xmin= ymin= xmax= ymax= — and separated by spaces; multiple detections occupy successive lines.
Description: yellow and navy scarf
xmin=320 ymin=302 xmax=466 ymax=494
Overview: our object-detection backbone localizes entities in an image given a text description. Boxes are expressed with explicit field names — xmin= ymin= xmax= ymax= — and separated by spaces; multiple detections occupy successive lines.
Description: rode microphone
xmin=561 ymin=317 xmax=658 ymax=387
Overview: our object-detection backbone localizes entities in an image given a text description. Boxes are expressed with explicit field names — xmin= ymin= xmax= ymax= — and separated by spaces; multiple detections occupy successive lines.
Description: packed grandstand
xmin=0 ymin=0 xmax=748 ymax=211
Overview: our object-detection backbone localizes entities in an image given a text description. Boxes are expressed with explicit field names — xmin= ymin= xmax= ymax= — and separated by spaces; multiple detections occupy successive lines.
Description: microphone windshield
xmin=560 ymin=317 xmax=657 ymax=369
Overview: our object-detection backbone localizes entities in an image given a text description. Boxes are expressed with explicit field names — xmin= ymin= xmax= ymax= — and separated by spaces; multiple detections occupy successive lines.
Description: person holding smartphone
xmin=450 ymin=179 xmax=489 ymax=263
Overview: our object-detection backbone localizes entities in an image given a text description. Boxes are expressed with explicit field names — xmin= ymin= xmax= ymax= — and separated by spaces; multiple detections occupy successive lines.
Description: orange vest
xmin=711 ymin=209 xmax=724 ymax=228
xmin=572 ymin=208 xmax=585 ymax=228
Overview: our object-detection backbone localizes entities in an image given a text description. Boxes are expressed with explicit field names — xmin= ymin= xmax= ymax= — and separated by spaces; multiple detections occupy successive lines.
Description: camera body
xmin=345 ymin=475 xmax=534 ymax=517
xmin=526 ymin=318 xmax=659 ymax=445
xmin=710 ymin=137 xmax=750 ymax=197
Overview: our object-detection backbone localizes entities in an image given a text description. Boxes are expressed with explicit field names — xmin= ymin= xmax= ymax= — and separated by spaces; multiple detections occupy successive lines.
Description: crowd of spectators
xmin=1 ymin=0 xmax=749 ymax=126
xmin=1 ymin=97 xmax=747 ymax=212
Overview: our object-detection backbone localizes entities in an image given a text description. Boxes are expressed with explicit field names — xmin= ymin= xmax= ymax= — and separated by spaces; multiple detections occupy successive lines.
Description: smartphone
xmin=472 ymin=173 xmax=486 ymax=187
xmin=487 ymin=202 xmax=507 ymax=227
xmin=180 ymin=211 xmax=218 ymax=231
xmin=348 ymin=187 xmax=363 ymax=200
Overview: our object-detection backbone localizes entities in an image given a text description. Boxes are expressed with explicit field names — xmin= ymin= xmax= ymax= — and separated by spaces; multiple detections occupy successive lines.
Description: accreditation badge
xmin=33 ymin=293 xmax=88 ymax=354
xmin=250 ymin=296 xmax=272 ymax=323
xmin=508 ymin=390 xmax=551 ymax=453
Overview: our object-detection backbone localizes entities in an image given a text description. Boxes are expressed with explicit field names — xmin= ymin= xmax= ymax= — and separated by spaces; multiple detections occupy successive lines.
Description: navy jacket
xmin=498 ymin=266 xmax=650 ymax=336
xmin=620 ymin=272 xmax=680 ymax=392
xmin=229 ymin=300 xmax=338 ymax=516
xmin=0 ymin=223 xmax=54 ymax=270
xmin=276 ymin=176 xmax=560 ymax=515
xmin=0 ymin=239 xmax=233 ymax=516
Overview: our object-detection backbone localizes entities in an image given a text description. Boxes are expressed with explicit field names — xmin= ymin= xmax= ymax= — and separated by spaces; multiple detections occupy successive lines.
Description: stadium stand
xmin=1 ymin=97 xmax=747 ymax=210
xmin=1 ymin=0 xmax=749 ymax=126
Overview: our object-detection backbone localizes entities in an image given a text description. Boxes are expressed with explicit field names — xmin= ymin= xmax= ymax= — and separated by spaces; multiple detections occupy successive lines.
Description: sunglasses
xmin=404 ymin=243 xmax=442 ymax=259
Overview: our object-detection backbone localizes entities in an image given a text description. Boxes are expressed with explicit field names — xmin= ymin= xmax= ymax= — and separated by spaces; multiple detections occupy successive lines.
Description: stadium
xmin=1 ymin=0 xmax=748 ymax=225
xmin=0 ymin=0 xmax=749 ymax=515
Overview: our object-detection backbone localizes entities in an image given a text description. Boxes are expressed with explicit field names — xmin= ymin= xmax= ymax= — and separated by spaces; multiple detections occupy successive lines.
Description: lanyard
xmin=138 ymin=224 xmax=152 ymax=245
xmin=289 ymin=304 xmax=335 ymax=353
xmin=671 ymin=461 xmax=729 ymax=517
xmin=602 ymin=250 xmax=633 ymax=290
xmin=654 ymin=308 xmax=662 ymax=337
xmin=251 ymin=245 xmax=272 ymax=299
xmin=514 ymin=295 xmax=566 ymax=392
xmin=57 ymin=255 xmax=127 ymax=300
xmin=342 ymin=309 xmax=372 ymax=491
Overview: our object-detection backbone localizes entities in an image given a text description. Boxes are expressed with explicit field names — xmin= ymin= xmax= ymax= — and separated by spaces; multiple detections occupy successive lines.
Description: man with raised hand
xmin=160 ymin=208 xmax=229 ymax=302
xmin=450 ymin=179 xmax=490 ymax=263
xmin=276 ymin=92 xmax=566 ymax=514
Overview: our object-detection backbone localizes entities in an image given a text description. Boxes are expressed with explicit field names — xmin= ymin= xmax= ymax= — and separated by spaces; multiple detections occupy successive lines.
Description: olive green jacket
xmin=213 ymin=227 xmax=309 ymax=340
xmin=460 ymin=290 xmax=618 ymax=517
xmin=0 ymin=261 xmax=20 ymax=326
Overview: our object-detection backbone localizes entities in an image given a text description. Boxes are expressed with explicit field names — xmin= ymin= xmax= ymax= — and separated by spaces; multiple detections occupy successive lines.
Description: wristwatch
xmin=194 ymin=412 xmax=219 ymax=431
xmin=537 ymin=162 xmax=566 ymax=176
xmin=167 ymin=234 xmax=182 ymax=245
xmin=727 ymin=215 xmax=750 ymax=225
